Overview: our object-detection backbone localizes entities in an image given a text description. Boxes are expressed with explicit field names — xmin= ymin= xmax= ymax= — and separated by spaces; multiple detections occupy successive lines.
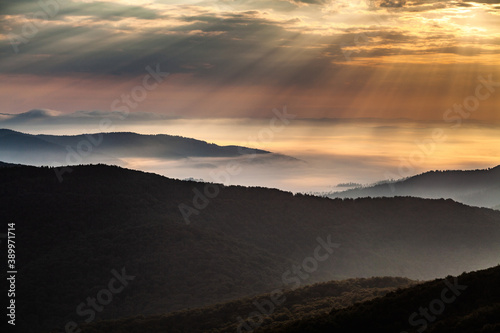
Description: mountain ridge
xmin=0 ymin=128 xmax=273 ymax=166
xmin=67 ymin=265 xmax=500 ymax=333
xmin=260 ymin=264 xmax=500 ymax=333
xmin=325 ymin=165 xmax=500 ymax=209
xmin=2 ymin=163 xmax=500 ymax=332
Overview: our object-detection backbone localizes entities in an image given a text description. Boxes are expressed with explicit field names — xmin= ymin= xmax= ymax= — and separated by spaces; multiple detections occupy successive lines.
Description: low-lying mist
xmin=1 ymin=111 xmax=500 ymax=192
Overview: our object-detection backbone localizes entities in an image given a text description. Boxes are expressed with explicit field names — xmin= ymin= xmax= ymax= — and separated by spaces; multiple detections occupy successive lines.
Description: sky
xmin=1 ymin=0 xmax=500 ymax=119
xmin=1 ymin=0 xmax=500 ymax=191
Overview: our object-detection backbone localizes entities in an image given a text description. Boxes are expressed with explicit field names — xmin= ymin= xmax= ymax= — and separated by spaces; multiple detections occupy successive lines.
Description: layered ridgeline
xmin=65 ymin=266 xmax=500 ymax=333
xmin=1 ymin=164 xmax=500 ymax=332
xmin=259 ymin=265 xmax=500 ymax=333
xmin=325 ymin=166 xmax=500 ymax=210
xmin=76 ymin=277 xmax=415 ymax=333
xmin=0 ymin=128 xmax=272 ymax=165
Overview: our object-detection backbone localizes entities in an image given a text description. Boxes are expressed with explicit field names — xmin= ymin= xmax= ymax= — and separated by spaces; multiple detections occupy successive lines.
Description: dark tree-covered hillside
xmin=260 ymin=265 xmax=500 ymax=333
xmin=1 ymin=164 xmax=500 ymax=332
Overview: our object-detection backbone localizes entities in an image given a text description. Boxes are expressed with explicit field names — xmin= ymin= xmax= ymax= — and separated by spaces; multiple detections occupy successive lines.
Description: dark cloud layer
xmin=1 ymin=0 xmax=499 ymax=120
xmin=1 ymin=0 xmax=498 ymax=82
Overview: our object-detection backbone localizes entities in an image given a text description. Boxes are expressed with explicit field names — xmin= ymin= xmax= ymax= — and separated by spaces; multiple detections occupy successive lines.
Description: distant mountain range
xmin=2 ymin=164 xmax=500 ymax=332
xmin=0 ymin=128 xmax=272 ymax=166
xmin=325 ymin=166 xmax=500 ymax=210
xmin=0 ymin=109 xmax=171 ymax=124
